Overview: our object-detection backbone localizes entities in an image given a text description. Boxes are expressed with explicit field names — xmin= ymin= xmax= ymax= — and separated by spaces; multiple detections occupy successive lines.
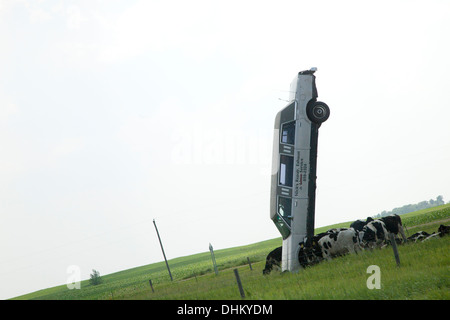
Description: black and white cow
xmin=379 ymin=214 xmax=407 ymax=243
xmin=359 ymin=220 xmax=389 ymax=248
xmin=298 ymin=231 xmax=334 ymax=267
xmin=407 ymin=231 xmax=431 ymax=242
xmin=318 ymin=228 xmax=362 ymax=260
xmin=409 ymin=231 xmax=442 ymax=242
xmin=438 ymin=224 xmax=450 ymax=237
xmin=262 ymin=246 xmax=282 ymax=275
xmin=300 ymin=228 xmax=356 ymax=266
xmin=407 ymin=225 xmax=449 ymax=242
xmin=350 ymin=217 xmax=374 ymax=232
xmin=422 ymin=232 xmax=441 ymax=241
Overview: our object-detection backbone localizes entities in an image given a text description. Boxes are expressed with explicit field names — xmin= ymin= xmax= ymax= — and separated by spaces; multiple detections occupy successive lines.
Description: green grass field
xmin=11 ymin=204 xmax=450 ymax=300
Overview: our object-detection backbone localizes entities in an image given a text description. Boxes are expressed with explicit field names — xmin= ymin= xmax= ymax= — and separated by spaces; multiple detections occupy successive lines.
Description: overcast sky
xmin=1 ymin=0 xmax=450 ymax=299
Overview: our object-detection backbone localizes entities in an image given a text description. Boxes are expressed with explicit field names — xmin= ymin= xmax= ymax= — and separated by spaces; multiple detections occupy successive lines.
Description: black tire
xmin=307 ymin=101 xmax=330 ymax=124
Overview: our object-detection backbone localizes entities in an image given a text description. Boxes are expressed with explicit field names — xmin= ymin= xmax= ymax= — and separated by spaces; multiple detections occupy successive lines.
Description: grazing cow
xmin=298 ymin=243 xmax=313 ymax=268
xmin=350 ymin=217 xmax=374 ymax=232
xmin=422 ymin=232 xmax=440 ymax=241
xmin=438 ymin=225 xmax=450 ymax=237
xmin=407 ymin=231 xmax=430 ymax=242
xmin=298 ymin=231 xmax=334 ymax=268
xmin=359 ymin=220 xmax=389 ymax=248
xmin=262 ymin=246 xmax=282 ymax=275
xmin=318 ymin=228 xmax=362 ymax=260
xmin=379 ymin=214 xmax=407 ymax=243
xmin=299 ymin=228 xmax=353 ymax=267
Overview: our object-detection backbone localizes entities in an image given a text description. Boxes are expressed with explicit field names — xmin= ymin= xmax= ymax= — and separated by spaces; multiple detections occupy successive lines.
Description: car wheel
xmin=307 ymin=101 xmax=330 ymax=124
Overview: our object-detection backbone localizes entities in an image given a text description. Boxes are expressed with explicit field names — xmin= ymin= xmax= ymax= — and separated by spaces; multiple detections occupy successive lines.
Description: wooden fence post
xmin=209 ymin=243 xmax=219 ymax=276
xmin=233 ymin=268 xmax=245 ymax=299
xmin=247 ymin=257 xmax=253 ymax=271
xmin=389 ymin=233 xmax=401 ymax=267
xmin=149 ymin=279 xmax=155 ymax=292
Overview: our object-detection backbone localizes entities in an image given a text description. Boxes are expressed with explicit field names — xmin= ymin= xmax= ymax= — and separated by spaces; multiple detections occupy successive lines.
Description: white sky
xmin=1 ymin=0 xmax=450 ymax=299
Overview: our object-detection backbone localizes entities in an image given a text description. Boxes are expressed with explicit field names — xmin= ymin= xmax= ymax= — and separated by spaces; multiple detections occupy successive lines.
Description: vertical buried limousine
xmin=270 ymin=68 xmax=330 ymax=272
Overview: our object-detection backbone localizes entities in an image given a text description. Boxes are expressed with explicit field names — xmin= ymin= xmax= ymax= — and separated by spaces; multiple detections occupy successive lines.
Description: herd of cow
xmin=263 ymin=214 xmax=449 ymax=275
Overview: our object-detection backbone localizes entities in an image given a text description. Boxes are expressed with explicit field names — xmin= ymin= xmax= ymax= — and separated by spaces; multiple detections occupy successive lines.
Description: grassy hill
xmin=11 ymin=204 xmax=450 ymax=300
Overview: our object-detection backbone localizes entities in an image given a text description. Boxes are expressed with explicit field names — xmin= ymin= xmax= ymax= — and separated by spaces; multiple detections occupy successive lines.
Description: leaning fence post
xmin=233 ymin=268 xmax=245 ymax=299
xmin=209 ymin=243 xmax=219 ymax=276
xmin=149 ymin=279 xmax=155 ymax=292
xmin=247 ymin=257 xmax=253 ymax=271
xmin=389 ymin=233 xmax=401 ymax=267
